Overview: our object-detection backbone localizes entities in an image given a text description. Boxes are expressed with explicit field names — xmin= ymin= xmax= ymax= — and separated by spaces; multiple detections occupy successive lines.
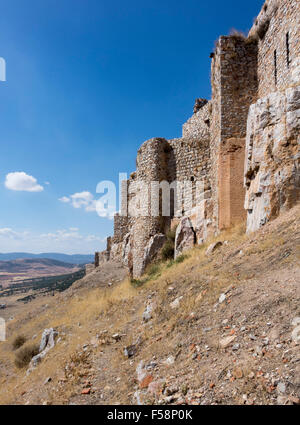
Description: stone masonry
xmin=94 ymin=0 xmax=299 ymax=278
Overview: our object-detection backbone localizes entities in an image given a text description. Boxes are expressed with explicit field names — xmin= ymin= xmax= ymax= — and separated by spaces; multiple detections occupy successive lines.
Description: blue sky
xmin=0 ymin=0 xmax=263 ymax=254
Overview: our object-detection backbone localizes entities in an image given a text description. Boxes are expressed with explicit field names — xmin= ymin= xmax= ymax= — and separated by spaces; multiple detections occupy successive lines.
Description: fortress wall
xmin=167 ymin=137 xmax=212 ymax=225
xmin=210 ymin=47 xmax=222 ymax=231
xmin=131 ymin=138 xmax=170 ymax=277
xmin=182 ymin=101 xmax=211 ymax=140
xmin=168 ymin=137 xmax=211 ymax=183
xmin=249 ymin=0 xmax=300 ymax=98
xmin=218 ymin=138 xmax=246 ymax=229
xmin=112 ymin=213 xmax=129 ymax=244
xmin=211 ymin=36 xmax=258 ymax=230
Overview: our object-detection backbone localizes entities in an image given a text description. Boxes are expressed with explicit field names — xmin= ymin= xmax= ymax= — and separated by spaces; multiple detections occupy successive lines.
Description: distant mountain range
xmin=0 ymin=258 xmax=78 ymax=273
xmin=0 ymin=252 xmax=94 ymax=264
xmin=0 ymin=257 xmax=86 ymax=286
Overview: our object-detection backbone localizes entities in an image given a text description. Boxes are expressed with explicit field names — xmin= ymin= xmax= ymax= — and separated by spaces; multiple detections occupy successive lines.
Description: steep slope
xmin=0 ymin=205 xmax=299 ymax=405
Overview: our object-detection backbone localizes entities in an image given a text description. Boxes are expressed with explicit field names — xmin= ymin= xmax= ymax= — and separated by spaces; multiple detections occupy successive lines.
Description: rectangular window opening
xmin=274 ymin=50 xmax=277 ymax=86
xmin=286 ymin=32 xmax=290 ymax=68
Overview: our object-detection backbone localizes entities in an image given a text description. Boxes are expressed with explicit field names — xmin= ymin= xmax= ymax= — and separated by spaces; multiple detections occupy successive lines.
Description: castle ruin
xmin=95 ymin=0 xmax=300 ymax=278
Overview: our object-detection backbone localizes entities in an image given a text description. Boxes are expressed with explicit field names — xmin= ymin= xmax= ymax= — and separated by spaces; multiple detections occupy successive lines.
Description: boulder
xmin=142 ymin=234 xmax=166 ymax=270
xmin=219 ymin=335 xmax=236 ymax=349
xmin=174 ymin=217 xmax=195 ymax=258
xmin=142 ymin=303 xmax=153 ymax=323
xmin=122 ymin=232 xmax=133 ymax=271
xmin=244 ymin=85 xmax=300 ymax=234
xmin=170 ymin=296 xmax=183 ymax=309
xmin=136 ymin=361 xmax=147 ymax=383
xmin=27 ymin=328 xmax=58 ymax=373
xmin=39 ymin=328 xmax=58 ymax=352
xmin=124 ymin=336 xmax=142 ymax=358
xmin=124 ymin=344 xmax=137 ymax=358
xmin=206 ymin=241 xmax=222 ymax=256
xmin=110 ymin=242 xmax=122 ymax=262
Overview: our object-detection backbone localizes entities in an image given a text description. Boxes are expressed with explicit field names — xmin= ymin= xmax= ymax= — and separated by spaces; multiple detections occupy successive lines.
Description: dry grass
xmin=12 ymin=335 xmax=27 ymax=351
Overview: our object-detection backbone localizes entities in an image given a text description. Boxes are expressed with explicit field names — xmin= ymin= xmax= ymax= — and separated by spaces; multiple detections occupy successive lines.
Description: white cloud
xmin=0 ymin=228 xmax=29 ymax=239
xmin=58 ymin=196 xmax=70 ymax=203
xmin=60 ymin=191 xmax=95 ymax=211
xmin=59 ymin=191 xmax=115 ymax=219
xmin=5 ymin=172 xmax=44 ymax=192
xmin=70 ymin=191 xmax=93 ymax=209
xmin=40 ymin=229 xmax=83 ymax=241
xmin=0 ymin=228 xmax=19 ymax=239
xmin=0 ymin=227 xmax=106 ymax=254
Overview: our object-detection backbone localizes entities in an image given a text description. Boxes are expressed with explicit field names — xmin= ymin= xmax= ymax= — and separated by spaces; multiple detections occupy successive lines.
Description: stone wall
xmin=131 ymin=138 xmax=170 ymax=277
xmin=249 ymin=0 xmax=300 ymax=98
xmin=211 ymin=35 xmax=258 ymax=230
xmin=210 ymin=44 xmax=222 ymax=232
xmin=218 ymin=138 xmax=246 ymax=229
xmin=182 ymin=101 xmax=211 ymax=140
xmin=85 ymin=264 xmax=94 ymax=275
xmin=167 ymin=137 xmax=212 ymax=234
xmin=167 ymin=137 xmax=211 ymax=184
xmin=112 ymin=213 xmax=129 ymax=244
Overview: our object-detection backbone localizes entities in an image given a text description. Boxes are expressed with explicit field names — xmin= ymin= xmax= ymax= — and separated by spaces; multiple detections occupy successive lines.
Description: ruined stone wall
xmin=210 ymin=46 xmax=222 ymax=232
xmin=112 ymin=213 xmax=129 ymax=244
xmin=94 ymin=250 xmax=109 ymax=268
xmin=85 ymin=264 xmax=94 ymax=275
xmin=167 ymin=137 xmax=212 ymax=238
xmin=131 ymin=138 xmax=170 ymax=277
xmin=182 ymin=101 xmax=211 ymax=140
xmin=218 ymin=138 xmax=246 ymax=228
xmin=125 ymin=134 xmax=212 ymax=276
xmin=211 ymin=36 xmax=258 ymax=230
xmin=249 ymin=0 xmax=300 ymax=98
xmin=167 ymin=137 xmax=211 ymax=183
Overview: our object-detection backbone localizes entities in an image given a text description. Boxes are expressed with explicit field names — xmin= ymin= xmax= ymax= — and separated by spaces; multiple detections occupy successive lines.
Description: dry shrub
xmin=166 ymin=227 xmax=176 ymax=242
xmin=229 ymin=29 xmax=247 ymax=41
xmin=12 ymin=335 xmax=27 ymax=351
xmin=161 ymin=226 xmax=177 ymax=261
xmin=147 ymin=263 xmax=161 ymax=278
xmin=130 ymin=277 xmax=148 ymax=288
xmin=166 ymin=254 xmax=187 ymax=268
xmin=256 ymin=17 xmax=270 ymax=39
xmin=161 ymin=240 xmax=175 ymax=261
xmin=14 ymin=344 xmax=39 ymax=369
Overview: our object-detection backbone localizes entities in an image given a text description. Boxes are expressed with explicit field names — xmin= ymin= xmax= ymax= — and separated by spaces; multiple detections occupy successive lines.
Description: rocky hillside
xmin=0 ymin=205 xmax=299 ymax=405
